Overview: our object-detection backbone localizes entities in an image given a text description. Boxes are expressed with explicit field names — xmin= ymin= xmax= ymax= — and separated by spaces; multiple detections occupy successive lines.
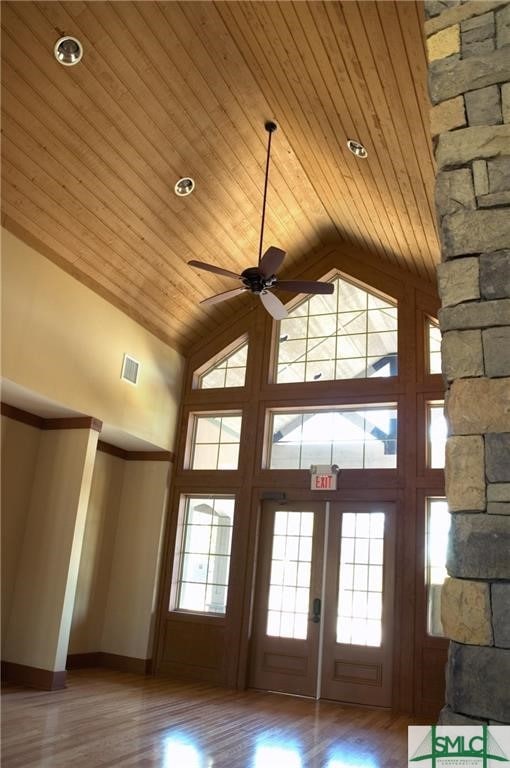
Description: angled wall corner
xmin=2 ymin=422 xmax=100 ymax=687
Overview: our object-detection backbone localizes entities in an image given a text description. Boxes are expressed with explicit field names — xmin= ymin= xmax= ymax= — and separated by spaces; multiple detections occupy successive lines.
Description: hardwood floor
xmin=2 ymin=669 xmax=428 ymax=767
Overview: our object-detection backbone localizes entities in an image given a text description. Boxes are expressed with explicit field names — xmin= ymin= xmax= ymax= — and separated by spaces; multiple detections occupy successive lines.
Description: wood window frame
xmin=154 ymin=248 xmax=445 ymax=712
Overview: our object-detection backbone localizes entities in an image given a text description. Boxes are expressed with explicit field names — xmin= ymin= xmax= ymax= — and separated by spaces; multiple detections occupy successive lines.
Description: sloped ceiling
xmin=1 ymin=1 xmax=438 ymax=354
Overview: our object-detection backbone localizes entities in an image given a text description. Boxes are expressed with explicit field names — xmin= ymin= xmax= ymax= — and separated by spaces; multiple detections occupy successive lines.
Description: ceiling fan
xmin=188 ymin=121 xmax=334 ymax=320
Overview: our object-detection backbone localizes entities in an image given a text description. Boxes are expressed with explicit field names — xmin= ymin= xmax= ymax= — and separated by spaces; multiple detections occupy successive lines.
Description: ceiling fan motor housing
xmin=241 ymin=267 xmax=276 ymax=294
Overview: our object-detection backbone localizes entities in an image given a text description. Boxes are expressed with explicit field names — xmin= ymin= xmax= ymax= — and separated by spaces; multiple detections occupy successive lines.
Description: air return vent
xmin=121 ymin=354 xmax=140 ymax=385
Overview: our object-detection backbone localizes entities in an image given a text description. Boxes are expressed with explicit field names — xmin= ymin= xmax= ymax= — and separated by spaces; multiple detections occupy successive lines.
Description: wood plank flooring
xmin=1 ymin=669 xmax=428 ymax=767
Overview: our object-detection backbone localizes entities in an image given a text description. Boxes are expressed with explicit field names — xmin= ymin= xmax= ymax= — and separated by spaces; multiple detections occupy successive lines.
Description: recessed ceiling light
xmin=174 ymin=177 xmax=195 ymax=197
xmin=54 ymin=36 xmax=83 ymax=66
xmin=347 ymin=139 xmax=368 ymax=159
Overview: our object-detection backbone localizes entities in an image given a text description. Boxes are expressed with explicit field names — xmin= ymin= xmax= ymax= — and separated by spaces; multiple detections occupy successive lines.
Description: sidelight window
xmin=275 ymin=275 xmax=397 ymax=383
xmin=175 ymin=496 xmax=235 ymax=614
xmin=426 ymin=497 xmax=450 ymax=637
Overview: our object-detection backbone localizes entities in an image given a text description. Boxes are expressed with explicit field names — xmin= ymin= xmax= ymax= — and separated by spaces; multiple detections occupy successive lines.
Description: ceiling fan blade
xmin=260 ymin=290 xmax=288 ymax=320
xmin=188 ymin=260 xmax=242 ymax=280
xmin=275 ymin=280 xmax=335 ymax=295
xmin=258 ymin=246 xmax=286 ymax=278
xmin=200 ymin=287 xmax=246 ymax=306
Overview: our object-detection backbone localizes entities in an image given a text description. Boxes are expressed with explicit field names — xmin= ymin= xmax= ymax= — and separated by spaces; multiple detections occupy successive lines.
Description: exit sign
xmin=310 ymin=464 xmax=339 ymax=491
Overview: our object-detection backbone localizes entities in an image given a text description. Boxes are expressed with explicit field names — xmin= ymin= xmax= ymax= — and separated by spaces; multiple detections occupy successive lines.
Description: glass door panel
xmin=336 ymin=511 xmax=385 ymax=647
xmin=248 ymin=503 xmax=324 ymax=698
xmin=249 ymin=501 xmax=395 ymax=706
xmin=266 ymin=511 xmax=314 ymax=640
xmin=321 ymin=502 xmax=395 ymax=706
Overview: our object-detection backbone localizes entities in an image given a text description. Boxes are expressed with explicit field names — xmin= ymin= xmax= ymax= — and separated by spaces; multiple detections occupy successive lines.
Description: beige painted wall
xmin=68 ymin=450 xmax=123 ymax=654
xmin=1 ymin=228 xmax=184 ymax=451
xmin=0 ymin=415 xmax=40 ymax=653
xmin=3 ymin=427 xmax=98 ymax=671
xmin=101 ymin=460 xmax=171 ymax=660
xmin=3 ymin=427 xmax=172 ymax=666
xmin=69 ymin=455 xmax=170 ymax=661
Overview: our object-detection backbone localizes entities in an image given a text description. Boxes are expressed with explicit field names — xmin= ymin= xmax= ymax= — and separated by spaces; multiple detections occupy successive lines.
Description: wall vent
xmin=121 ymin=354 xmax=140 ymax=385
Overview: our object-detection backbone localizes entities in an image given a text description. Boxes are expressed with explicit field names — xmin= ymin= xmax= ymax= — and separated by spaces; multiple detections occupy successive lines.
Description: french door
xmin=248 ymin=501 xmax=396 ymax=706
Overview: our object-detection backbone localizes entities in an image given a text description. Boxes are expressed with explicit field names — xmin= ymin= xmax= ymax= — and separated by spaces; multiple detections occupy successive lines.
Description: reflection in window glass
xmin=176 ymin=496 xmax=235 ymax=614
xmin=268 ymin=407 xmax=397 ymax=469
xmin=266 ymin=511 xmax=314 ymax=640
xmin=190 ymin=413 xmax=242 ymax=469
xmin=337 ymin=512 xmax=385 ymax=646
xmin=198 ymin=342 xmax=248 ymax=389
xmin=427 ymin=402 xmax=447 ymax=469
xmin=426 ymin=498 xmax=450 ymax=636
xmin=276 ymin=277 xmax=397 ymax=383
xmin=427 ymin=320 xmax=441 ymax=374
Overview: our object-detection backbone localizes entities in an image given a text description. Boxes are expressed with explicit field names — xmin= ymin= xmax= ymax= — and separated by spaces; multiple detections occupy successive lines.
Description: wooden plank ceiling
xmin=1 ymin=1 xmax=438 ymax=354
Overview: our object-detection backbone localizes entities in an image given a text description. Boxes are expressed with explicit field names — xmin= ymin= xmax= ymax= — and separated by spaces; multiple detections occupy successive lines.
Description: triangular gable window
xmin=275 ymin=275 xmax=397 ymax=383
xmin=195 ymin=339 xmax=248 ymax=389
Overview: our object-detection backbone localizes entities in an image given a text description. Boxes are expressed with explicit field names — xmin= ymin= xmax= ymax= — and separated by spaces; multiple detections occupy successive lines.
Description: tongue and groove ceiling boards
xmin=1 ymin=1 xmax=438 ymax=353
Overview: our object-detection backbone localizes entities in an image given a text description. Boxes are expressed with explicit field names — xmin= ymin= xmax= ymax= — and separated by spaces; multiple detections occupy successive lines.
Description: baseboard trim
xmin=65 ymin=652 xmax=103 ymax=670
xmin=101 ymin=652 xmax=152 ymax=675
xmin=1 ymin=660 xmax=66 ymax=690
xmin=66 ymin=652 xmax=152 ymax=675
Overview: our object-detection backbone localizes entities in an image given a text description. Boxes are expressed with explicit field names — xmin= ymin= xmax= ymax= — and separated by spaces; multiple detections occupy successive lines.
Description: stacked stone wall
xmin=425 ymin=0 xmax=510 ymax=725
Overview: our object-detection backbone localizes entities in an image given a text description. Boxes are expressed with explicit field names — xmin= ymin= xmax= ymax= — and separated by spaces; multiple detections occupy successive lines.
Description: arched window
xmin=275 ymin=276 xmax=397 ymax=383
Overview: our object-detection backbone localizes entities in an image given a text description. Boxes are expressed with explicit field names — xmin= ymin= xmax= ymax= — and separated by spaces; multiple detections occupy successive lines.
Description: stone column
xmin=425 ymin=0 xmax=510 ymax=724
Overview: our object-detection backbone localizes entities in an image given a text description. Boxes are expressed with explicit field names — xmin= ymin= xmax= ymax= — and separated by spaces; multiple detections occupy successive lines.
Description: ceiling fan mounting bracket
xmin=265 ymin=120 xmax=277 ymax=133
xmin=241 ymin=266 xmax=276 ymax=294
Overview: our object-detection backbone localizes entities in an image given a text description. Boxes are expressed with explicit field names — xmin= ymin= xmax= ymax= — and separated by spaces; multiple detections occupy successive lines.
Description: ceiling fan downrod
xmin=258 ymin=121 xmax=277 ymax=267
xmin=187 ymin=119 xmax=334 ymax=321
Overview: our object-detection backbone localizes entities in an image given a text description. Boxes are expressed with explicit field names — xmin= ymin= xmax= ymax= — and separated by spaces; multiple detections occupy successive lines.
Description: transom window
xmin=275 ymin=275 xmax=397 ymax=383
xmin=427 ymin=319 xmax=441 ymax=375
xmin=426 ymin=498 xmax=450 ymax=636
xmin=175 ymin=496 xmax=235 ymax=614
xmin=189 ymin=413 xmax=242 ymax=469
xmin=268 ymin=406 xmax=397 ymax=470
xmin=427 ymin=401 xmax=447 ymax=469
xmin=197 ymin=341 xmax=248 ymax=389
xmin=337 ymin=512 xmax=385 ymax=647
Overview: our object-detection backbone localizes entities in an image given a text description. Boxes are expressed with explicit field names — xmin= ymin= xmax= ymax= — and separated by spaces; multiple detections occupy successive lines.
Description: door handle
xmin=311 ymin=597 xmax=321 ymax=623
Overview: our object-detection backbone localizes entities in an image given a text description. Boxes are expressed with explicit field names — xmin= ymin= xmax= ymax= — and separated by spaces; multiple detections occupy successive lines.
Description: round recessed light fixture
xmin=174 ymin=177 xmax=195 ymax=197
xmin=347 ymin=139 xmax=368 ymax=159
xmin=54 ymin=36 xmax=83 ymax=66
